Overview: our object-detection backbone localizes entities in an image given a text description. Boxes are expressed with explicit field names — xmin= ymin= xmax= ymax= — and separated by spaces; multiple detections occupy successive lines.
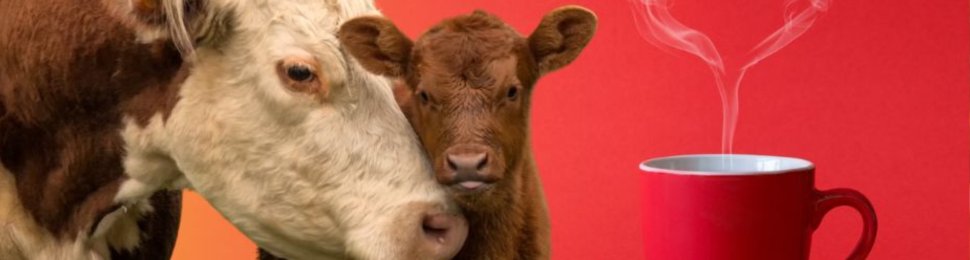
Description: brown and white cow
xmin=0 ymin=0 xmax=467 ymax=259
xmin=338 ymin=6 xmax=597 ymax=259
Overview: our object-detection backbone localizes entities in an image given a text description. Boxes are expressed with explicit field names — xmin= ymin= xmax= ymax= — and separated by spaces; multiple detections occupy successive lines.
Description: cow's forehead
xmin=206 ymin=0 xmax=380 ymax=77
xmin=202 ymin=0 xmax=377 ymax=52
xmin=227 ymin=0 xmax=377 ymax=30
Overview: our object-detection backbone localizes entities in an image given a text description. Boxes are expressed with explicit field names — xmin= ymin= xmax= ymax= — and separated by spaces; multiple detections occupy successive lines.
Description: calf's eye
xmin=287 ymin=65 xmax=315 ymax=82
xmin=418 ymin=90 xmax=430 ymax=104
xmin=506 ymin=86 xmax=519 ymax=99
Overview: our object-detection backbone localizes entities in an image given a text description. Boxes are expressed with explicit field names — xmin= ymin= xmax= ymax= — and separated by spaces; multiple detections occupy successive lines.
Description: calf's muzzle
xmin=440 ymin=145 xmax=500 ymax=192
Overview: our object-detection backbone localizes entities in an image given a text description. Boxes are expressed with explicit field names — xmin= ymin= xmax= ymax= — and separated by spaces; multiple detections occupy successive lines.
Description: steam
xmin=630 ymin=0 xmax=831 ymax=154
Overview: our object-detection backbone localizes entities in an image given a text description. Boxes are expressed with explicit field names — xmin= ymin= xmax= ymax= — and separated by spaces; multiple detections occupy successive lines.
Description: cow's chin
xmin=231 ymin=197 xmax=467 ymax=260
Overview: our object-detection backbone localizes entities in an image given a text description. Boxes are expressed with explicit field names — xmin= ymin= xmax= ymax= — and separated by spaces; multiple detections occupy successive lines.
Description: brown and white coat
xmin=0 ymin=0 xmax=468 ymax=259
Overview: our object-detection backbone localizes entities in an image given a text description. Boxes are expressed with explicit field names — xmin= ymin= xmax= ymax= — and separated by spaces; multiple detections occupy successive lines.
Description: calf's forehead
xmin=416 ymin=29 xmax=519 ymax=70
xmin=415 ymin=32 xmax=520 ymax=80
xmin=417 ymin=46 xmax=536 ymax=93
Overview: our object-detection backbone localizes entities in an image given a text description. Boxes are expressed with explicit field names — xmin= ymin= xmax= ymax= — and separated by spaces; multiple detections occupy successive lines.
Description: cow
xmin=337 ymin=6 xmax=597 ymax=259
xmin=0 ymin=0 xmax=467 ymax=259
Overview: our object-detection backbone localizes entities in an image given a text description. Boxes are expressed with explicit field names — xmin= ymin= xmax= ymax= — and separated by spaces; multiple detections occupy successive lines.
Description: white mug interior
xmin=639 ymin=154 xmax=814 ymax=176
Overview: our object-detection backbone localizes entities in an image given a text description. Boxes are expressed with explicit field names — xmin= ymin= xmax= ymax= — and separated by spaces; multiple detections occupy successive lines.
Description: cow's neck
xmin=0 ymin=2 xmax=186 ymax=243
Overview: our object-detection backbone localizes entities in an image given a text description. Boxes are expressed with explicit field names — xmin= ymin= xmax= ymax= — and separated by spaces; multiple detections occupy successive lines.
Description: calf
xmin=339 ymin=7 xmax=597 ymax=259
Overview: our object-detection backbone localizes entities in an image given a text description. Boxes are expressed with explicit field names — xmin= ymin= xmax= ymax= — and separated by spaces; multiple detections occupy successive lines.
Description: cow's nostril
xmin=419 ymin=212 xmax=468 ymax=259
xmin=422 ymin=214 xmax=451 ymax=240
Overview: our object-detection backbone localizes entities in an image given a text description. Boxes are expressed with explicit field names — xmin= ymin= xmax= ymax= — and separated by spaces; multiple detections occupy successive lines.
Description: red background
xmin=173 ymin=0 xmax=970 ymax=259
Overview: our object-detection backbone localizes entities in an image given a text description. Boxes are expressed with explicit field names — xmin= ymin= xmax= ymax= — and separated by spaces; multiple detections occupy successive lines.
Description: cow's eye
xmin=506 ymin=86 xmax=519 ymax=100
xmin=286 ymin=65 xmax=315 ymax=82
xmin=417 ymin=90 xmax=430 ymax=104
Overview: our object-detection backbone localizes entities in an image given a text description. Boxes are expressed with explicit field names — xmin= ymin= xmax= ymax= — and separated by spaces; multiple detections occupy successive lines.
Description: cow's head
xmin=339 ymin=7 xmax=596 ymax=208
xmin=105 ymin=0 xmax=466 ymax=258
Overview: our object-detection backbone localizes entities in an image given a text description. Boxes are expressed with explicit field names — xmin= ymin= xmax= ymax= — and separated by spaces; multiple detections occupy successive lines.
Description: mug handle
xmin=812 ymin=188 xmax=878 ymax=260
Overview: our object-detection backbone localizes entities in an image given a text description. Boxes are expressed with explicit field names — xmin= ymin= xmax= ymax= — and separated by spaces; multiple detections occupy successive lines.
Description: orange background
xmin=173 ymin=0 xmax=970 ymax=259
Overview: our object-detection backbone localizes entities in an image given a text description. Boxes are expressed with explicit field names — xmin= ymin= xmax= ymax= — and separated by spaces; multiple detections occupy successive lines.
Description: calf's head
xmin=339 ymin=7 xmax=596 ymax=205
xmin=106 ymin=0 xmax=466 ymax=258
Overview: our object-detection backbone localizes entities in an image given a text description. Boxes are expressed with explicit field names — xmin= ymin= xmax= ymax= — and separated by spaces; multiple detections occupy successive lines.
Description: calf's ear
xmin=528 ymin=6 xmax=598 ymax=75
xmin=338 ymin=17 xmax=414 ymax=78
xmin=104 ymin=0 xmax=215 ymax=56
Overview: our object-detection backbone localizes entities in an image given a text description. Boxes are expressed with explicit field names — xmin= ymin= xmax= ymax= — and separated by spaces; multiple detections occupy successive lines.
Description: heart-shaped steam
xmin=630 ymin=0 xmax=832 ymax=153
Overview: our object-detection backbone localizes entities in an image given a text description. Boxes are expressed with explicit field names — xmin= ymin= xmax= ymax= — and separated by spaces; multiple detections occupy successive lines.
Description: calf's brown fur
xmin=339 ymin=6 xmax=596 ymax=259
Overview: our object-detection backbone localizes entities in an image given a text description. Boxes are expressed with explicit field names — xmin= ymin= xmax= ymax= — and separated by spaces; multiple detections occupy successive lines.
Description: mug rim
xmin=639 ymin=154 xmax=815 ymax=176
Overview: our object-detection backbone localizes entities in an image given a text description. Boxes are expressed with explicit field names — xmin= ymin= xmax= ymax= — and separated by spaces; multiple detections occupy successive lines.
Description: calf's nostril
xmin=446 ymin=157 xmax=458 ymax=171
xmin=476 ymin=154 xmax=488 ymax=170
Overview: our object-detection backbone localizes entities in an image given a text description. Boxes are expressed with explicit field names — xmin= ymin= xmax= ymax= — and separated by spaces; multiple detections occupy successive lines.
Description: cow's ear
xmin=104 ymin=0 xmax=211 ymax=55
xmin=528 ymin=6 xmax=597 ymax=75
xmin=338 ymin=16 xmax=413 ymax=78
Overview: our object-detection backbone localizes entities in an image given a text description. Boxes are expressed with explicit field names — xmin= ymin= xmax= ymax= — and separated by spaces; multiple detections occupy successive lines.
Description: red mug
xmin=639 ymin=154 xmax=877 ymax=259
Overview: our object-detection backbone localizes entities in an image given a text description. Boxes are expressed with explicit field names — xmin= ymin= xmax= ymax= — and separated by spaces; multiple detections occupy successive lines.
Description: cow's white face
xmin=109 ymin=0 xmax=466 ymax=259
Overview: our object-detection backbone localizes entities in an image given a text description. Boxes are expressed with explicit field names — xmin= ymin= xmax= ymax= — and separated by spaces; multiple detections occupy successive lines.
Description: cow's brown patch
xmin=0 ymin=0 xmax=191 ymax=257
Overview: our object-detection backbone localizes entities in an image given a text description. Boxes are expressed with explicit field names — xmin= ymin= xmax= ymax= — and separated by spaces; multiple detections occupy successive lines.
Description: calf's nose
xmin=445 ymin=152 xmax=495 ymax=191
xmin=446 ymin=152 xmax=487 ymax=173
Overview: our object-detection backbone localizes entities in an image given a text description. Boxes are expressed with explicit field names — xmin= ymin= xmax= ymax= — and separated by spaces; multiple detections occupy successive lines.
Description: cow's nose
xmin=420 ymin=210 xmax=468 ymax=259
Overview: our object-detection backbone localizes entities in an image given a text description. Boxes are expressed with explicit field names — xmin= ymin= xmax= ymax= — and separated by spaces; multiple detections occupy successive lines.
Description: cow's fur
xmin=339 ymin=6 xmax=597 ymax=259
xmin=0 ymin=0 xmax=466 ymax=259
xmin=0 ymin=0 xmax=187 ymax=258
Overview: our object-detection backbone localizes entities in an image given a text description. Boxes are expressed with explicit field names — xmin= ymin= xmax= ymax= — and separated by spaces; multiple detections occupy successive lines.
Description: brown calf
xmin=339 ymin=6 xmax=597 ymax=259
